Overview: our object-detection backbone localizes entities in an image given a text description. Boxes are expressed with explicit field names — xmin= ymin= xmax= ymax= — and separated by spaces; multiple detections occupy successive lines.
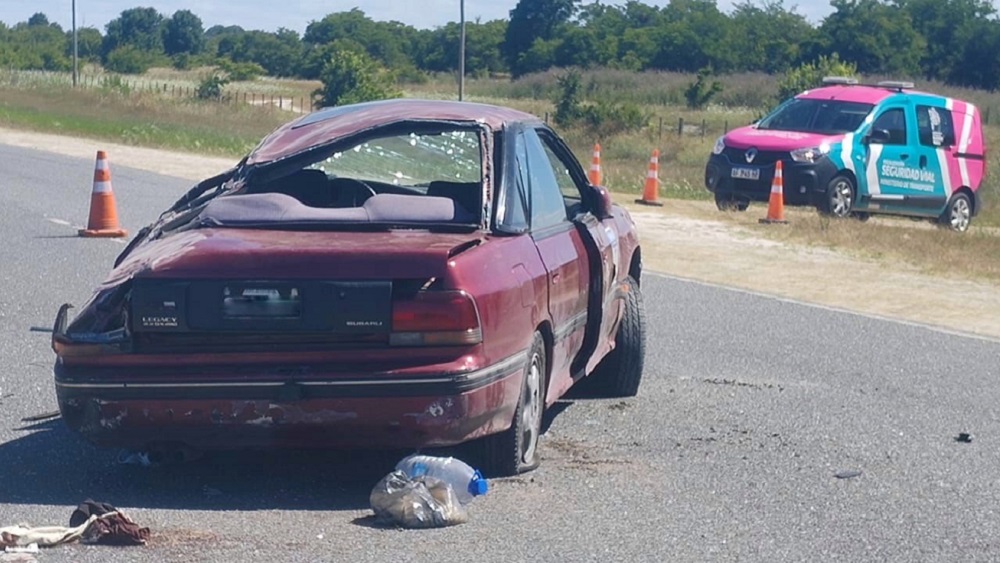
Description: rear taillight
xmin=390 ymin=291 xmax=482 ymax=346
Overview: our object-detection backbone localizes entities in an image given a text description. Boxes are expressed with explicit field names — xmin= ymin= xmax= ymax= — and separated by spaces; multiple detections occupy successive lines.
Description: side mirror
xmin=591 ymin=185 xmax=614 ymax=220
xmin=868 ymin=128 xmax=891 ymax=144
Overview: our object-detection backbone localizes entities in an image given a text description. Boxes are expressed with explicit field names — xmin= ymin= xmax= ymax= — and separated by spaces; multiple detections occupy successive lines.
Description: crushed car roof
xmin=246 ymin=99 xmax=540 ymax=165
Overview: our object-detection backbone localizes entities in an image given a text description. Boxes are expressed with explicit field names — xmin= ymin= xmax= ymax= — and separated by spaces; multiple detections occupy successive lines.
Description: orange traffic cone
xmin=759 ymin=160 xmax=788 ymax=224
xmin=79 ymin=150 xmax=128 ymax=238
xmin=588 ymin=143 xmax=602 ymax=186
xmin=635 ymin=149 xmax=664 ymax=206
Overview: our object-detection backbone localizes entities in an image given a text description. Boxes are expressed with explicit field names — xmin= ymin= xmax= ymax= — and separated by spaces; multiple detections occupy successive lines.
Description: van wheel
xmin=819 ymin=175 xmax=855 ymax=218
xmin=583 ymin=276 xmax=646 ymax=398
xmin=939 ymin=193 xmax=972 ymax=232
xmin=715 ymin=193 xmax=748 ymax=212
xmin=481 ymin=332 xmax=546 ymax=476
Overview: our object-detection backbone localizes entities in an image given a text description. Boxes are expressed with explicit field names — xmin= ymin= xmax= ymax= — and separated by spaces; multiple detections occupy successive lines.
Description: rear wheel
xmin=481 ymin=332 xmax=546 ymax=476
xmin=939 ymin=193 xmax=972 ymax=232
xmin=583 ymin=276 xmax=646 ymax=398
xmin=819 ymin=175 xmax=855 ymax=218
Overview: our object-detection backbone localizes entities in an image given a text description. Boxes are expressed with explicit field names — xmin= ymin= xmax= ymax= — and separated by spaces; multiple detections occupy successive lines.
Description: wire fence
xmin=0 ymin=68 xmax=314 ymax=115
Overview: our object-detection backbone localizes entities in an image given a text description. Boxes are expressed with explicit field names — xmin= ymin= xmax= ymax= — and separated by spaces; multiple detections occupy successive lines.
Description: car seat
xmin=251 ymin=169 xmax=333 ymax=207
xmin=426 ymin=181 xmax=481 ymax=216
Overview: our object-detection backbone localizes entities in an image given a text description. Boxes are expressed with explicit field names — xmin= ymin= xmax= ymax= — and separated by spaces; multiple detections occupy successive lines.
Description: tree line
xmin=3 ymin=0 xmax=1000 ymax=92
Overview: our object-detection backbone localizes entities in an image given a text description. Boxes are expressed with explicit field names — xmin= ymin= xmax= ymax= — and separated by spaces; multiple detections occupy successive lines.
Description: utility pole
xmin=459 ymin=0 xmax=465 ymax=101
xmin=72 ymin=0 xmax=78 ymax=87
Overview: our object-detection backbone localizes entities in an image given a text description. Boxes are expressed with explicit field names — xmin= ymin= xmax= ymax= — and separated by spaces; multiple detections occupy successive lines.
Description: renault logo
xmin=745 ymin=148 xmax=758 ymax=164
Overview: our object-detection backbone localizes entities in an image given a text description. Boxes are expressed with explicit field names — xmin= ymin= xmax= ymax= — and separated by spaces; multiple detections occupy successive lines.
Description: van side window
xmin=871 ymin=108 xmax=907 ymax=145
xmin=916 ymin=105 xmax=956 ymax=148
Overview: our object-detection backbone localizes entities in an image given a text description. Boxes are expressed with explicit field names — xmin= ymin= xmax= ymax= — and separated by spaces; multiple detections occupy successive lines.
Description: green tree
xmin=949 ymin=18 xmax=1000 ymax=90
xmin=777 ymin=54 xmax=859 ymax=101
xmin=304 ymin=9 xmax=417 ymax=70
xmin=104 ymin=44 xmax=154 ymax=74
xmin=893 ymin=0 xmax=995 ymax=80
xmin=684 ymin=67 xmax=724 ymax=108
xmin=504 ymin=0 xmax=580 ymax=76
xmin=27 ymin=13 xmax=51 ymax=27
xmin=419 ymin=20 xmax=508 ymax=76
xmin=652 ymin=0 xmax=735 ymax=72
xmin=314 ymin=48 xmax=400 ymax=108
xmin=727 ymin=1 xmax=815 ymax=73
xmin=163 ymin=9 xmax=204 ymax=56
xmin=216 ymin=29 xmax=304 ymax=77
xmin=71 ymin=27 xmax=104 ymax=62
xmin=818 ymin=0 xmax=925 ymax=76
xmin=102 ymin=7 xmax=165 ymax=59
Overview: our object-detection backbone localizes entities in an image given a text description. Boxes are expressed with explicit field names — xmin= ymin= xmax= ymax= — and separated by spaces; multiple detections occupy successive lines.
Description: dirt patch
xmin=619 ymin=198 xmax=1000 ymax=340
xmin=4 ymin=126 xmax=998 ymax=340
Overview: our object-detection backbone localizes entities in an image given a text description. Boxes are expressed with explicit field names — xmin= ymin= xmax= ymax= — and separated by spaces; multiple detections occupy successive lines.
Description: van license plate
xmin=731 ymin=167 xmax=760 ymax=180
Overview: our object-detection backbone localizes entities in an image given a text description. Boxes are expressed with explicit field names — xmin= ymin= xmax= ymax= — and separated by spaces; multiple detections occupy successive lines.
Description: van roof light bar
xmin=876 ymin=80 xmax=915 ymax=91
xmin=821 ymin=76 xmax=859 ymax=85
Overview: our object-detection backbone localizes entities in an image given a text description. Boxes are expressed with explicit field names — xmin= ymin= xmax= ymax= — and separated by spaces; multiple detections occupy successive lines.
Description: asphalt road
xmin=2 ymin=144 xmax=1000 ymax=562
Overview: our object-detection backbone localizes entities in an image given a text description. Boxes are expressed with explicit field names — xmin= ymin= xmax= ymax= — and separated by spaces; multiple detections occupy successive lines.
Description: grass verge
xmin=0 ymin=74 xmax=997 ymax=285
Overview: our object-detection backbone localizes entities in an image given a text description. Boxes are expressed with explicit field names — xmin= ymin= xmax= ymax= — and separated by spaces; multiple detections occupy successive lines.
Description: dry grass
xmin=711 ymin=205 xmax=1000 ymax=283
xmin=0 ymin=67 xmax=999 ymax=284
xmin=0 ymin=82 xmax=289 ymax=155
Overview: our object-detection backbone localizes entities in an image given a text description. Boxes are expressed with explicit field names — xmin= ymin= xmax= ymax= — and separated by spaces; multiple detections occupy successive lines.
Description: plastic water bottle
xmin=395 ymin=454 xmax=489 ymax=505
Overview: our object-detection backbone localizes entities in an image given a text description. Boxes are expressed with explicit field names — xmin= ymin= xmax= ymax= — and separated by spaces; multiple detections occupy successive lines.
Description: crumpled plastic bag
xmin=369 ymin=470 xmax=469 ymax=528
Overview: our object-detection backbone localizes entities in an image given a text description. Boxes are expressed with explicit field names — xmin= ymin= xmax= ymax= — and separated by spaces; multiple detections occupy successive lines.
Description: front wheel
xmin=819 ymin=175 xmax=855 ymax=218
xmin=939 ymin=193 xmax=972 ymax=232
xmin=715 ymin=192 xmax=749 ymax=212
xmin=582 ymin=276 xmax=646 ymax=398
xmin=481 ymin=332 xmax=546 ymax=476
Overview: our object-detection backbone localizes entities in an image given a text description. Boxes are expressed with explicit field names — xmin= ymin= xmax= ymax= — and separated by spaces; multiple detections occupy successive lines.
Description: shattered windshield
xmin=312 ymin=129 xmax=482 ymax=186
xmin=757 ymin=98 xmax=873 ymax=134
xmin=194 ymin=126 xmax=486 ymax=231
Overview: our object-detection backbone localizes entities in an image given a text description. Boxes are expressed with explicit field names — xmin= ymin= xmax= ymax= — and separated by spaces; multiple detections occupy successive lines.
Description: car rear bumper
xmin=54 ymin=352 xmax=525 ymax=450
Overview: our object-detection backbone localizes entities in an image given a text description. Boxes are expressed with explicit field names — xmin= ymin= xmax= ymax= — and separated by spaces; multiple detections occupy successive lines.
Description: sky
xmin=0 ymin=1 xmax=836 ymax=33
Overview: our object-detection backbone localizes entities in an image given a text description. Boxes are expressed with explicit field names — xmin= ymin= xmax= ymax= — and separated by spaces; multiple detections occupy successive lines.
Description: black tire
xmin=585 ymin=276 xmax=646 ymax=398
xmin=851 ymin=212 xmax=871 ymax=222
xmin=481 ymin=332 xmax=546 ymax=476
xmin=715 ymin=193 xmax=749 ymax=212
xmin=938 ymin=192 xmax=972 ymax=232
xmin=819 ymin=174 xmax=855 ymax=218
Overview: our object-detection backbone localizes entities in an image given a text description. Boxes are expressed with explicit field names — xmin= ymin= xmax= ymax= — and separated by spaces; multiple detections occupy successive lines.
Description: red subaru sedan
xmin=52 ymin=99 xmax=645 ymax=475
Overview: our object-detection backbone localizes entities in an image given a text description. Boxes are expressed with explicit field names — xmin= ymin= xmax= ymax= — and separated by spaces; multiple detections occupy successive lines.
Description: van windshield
xmin=757 ymin=98 xmax=874 ymax=134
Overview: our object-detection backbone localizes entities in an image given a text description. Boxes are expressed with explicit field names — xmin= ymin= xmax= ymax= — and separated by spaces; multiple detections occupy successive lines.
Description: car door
xmin=513 ymin=127 xmax=612 ymax=400
xmin=914 ymin=103 xmax=957 ymax=213
xmin=531 ymin=128 xmax=619 ymax=375
xmin=864 ymin=104 xmax=944 ymax=216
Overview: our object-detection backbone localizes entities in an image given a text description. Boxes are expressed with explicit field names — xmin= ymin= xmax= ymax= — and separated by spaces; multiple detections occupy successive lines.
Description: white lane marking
xmin=47 ymin=218 xmax=71 ymax=226
xmin=646 ymin=271 xmax=1000 ymax=345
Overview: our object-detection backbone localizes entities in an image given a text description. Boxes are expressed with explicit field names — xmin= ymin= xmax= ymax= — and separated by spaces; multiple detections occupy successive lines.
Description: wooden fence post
xmin=677 ymin=117 xmax=684 ymax=136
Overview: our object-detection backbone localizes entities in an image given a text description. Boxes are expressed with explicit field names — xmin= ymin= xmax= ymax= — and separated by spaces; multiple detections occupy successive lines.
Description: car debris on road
xmin=0 ymin=500 xmax=149 ymax=550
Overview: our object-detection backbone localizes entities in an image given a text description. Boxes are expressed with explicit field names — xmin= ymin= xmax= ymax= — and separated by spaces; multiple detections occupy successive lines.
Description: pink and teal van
xmin=704 ymin=78 xmax=986 ymax=231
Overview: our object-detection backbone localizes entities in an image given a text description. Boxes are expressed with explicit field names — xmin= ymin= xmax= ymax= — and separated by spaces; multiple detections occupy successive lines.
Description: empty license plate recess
xmin=223 ymin=285 xmax=301 ymax=319
xmin=731 ymin=167 xmax=760 ymax=180
xmin=181 ymin=280 xmax=392 ymax=332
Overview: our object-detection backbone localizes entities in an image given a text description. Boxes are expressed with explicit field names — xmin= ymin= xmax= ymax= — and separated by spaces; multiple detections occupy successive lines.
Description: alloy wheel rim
xmin=521 ymin=354 xmax=542 ymax=463
xmin=950 ymin=198 xmax=970 ymax=231
xmin=831 ymin=181 xmax=852 ymax=216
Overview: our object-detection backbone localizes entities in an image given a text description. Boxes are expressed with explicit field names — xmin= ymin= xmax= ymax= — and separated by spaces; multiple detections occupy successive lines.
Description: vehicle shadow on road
xmin=0 ymin=418 xmax=406 ymax=512
xmin=0 ymin=399 xmax=579 ymax=513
